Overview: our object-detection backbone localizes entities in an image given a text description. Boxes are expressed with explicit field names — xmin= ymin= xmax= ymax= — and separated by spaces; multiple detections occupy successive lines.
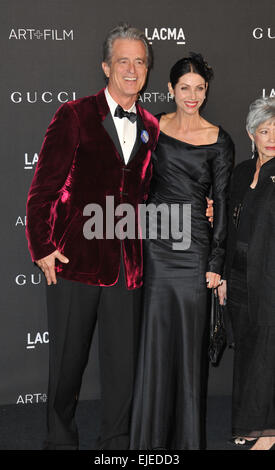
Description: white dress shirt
xmin=104 ymin=87 xmax=137 ymax=164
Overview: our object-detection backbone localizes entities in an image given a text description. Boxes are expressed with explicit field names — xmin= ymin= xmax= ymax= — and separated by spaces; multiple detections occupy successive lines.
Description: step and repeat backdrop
xmin=0 ymin=0 xmax=274 ymax=406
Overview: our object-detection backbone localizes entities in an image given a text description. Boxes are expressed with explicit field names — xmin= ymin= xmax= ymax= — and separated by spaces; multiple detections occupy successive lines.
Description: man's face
xmin=102 ymin=38 xmax=148 ymax=104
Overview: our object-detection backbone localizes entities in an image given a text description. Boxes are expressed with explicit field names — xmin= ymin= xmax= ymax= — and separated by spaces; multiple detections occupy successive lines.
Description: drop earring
xmin=251 ymin=140 xmax=255 ymax=159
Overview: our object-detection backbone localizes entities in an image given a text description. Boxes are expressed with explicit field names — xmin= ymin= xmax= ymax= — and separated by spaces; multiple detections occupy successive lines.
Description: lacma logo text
xmin=24 ymin=152 xmax=39 ymax=170
xmin=262 ymin=88 xmax=275 ymax=98
xmin=27 ymin=331 xmax=49 ymax=350
xmin=145 ymin=27 xmax=186 ymax=45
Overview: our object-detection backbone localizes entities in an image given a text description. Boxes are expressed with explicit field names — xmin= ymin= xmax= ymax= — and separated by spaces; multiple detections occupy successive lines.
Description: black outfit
xmin=235 ymin=188 xmax=256 ymax=243
xmin=130 ymin=121 xmax=234 ymax=450
xmin=226 ymin=157 xmax=275 ymax=438
xmin=45 ymin=262 xmax=141 ymax=450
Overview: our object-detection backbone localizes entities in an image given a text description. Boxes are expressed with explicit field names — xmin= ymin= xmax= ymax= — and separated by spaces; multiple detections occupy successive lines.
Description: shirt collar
xmin=104 ymin=87 xmax=136 ymax=117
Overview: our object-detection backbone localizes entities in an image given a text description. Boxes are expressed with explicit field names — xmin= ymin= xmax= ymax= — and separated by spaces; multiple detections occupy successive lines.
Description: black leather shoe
xmin=228 ymin=437 xmax=257 ymax=447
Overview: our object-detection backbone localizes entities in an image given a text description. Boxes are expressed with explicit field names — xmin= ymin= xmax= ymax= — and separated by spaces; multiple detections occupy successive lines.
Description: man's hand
xmin=217 ymin=280 xmax=227 ymax=306
xmin=206 ymin=197 xmax=214 ymax=225
xmin=36 ymin=250 xmax=69 ymax=285
xmin=205 ymin=272 xmax=221 ymax=289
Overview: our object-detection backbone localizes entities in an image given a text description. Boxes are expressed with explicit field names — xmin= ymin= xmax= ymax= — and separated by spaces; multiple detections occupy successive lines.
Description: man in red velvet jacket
xmin=26 ymin=24 xmax=159 ymax=450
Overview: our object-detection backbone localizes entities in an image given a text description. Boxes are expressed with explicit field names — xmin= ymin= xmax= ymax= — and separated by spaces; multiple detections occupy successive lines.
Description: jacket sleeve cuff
xmin=28 ymin=241 xmax=57 ymax=262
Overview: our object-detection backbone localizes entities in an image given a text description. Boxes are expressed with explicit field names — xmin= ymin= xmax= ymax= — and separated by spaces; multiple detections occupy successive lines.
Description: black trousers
xmin=229 ymin=242 xmax=275 ymax=438
xmin=45 ymin=266 xmax=142 ymax=450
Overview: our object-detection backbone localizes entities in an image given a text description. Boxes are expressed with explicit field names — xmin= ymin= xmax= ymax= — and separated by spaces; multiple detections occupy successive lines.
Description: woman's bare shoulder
xmin=159 ymin=112 xmax=175 ymax=129
xmin=200 ymin=118 xmax=219 ymax=141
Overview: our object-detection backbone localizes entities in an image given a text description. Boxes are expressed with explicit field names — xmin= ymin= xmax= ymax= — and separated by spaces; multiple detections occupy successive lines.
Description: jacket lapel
xmin=102 ymin=112 xmax=124 ymax=162
xmin=95 ymin=88 xmax=124 ymax=163
xmin=127 ymin=113 xmax=143 ymax=164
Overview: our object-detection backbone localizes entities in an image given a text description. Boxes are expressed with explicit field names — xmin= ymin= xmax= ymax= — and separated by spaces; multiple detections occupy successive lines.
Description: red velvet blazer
xmin=26 ymin=88 xmax=159 ymax=289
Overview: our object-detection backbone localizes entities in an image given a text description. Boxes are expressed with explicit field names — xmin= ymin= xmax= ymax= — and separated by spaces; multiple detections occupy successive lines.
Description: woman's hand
xmin=206 ymin=197 xmax=214 ymax=226
xmin=217 ymin=280 xmax=227 ymax=306
xmin=205 ymin=272 xmax=221 ymax=289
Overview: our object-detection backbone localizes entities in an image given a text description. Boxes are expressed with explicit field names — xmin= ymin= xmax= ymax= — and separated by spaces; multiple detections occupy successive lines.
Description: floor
xmin=0 ymin=396 xmax=243 ymax=451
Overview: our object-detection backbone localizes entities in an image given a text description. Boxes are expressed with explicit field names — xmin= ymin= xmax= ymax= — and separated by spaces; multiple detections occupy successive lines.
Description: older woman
xmin=218 ymin=97 xmax=275 ymax=450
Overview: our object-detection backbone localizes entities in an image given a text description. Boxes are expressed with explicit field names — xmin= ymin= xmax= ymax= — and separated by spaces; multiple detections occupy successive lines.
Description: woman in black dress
xmin=130 ymin=53 xmax=234 ymax=450
xmin=218 ymin=97 xmax=275 ymax=450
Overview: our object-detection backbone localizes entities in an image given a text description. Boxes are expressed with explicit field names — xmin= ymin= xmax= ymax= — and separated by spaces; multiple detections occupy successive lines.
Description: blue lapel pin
xmin=140 ymin=130 xmax=149 ymax=144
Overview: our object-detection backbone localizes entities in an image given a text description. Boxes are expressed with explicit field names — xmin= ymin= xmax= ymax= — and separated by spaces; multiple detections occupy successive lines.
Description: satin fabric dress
xmin=130 ymin=120 xmax=234 ymax=450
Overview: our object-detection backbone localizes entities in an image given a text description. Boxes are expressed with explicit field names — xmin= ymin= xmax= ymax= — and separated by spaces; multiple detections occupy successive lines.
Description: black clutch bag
xmin=208 ymin=289 xmax=227 ymax=366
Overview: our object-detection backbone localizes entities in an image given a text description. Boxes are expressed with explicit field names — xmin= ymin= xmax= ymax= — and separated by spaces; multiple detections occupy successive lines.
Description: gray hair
xmin=246 ymin=97 xmax=275 ymax=135
xmin=102 ymin=23 xmax=153 ymax=69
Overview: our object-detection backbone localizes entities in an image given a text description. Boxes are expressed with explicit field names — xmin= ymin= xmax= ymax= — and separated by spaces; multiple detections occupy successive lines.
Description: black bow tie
xmin=114 ymin=105 xmax=137 ymax=123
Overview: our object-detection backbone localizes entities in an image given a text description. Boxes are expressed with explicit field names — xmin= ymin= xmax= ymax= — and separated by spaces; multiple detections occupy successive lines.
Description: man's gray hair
xmin=246 ymin=97 xmax=275 ymax=135
xmin=102 ymin=23 xmax=153 ymax=69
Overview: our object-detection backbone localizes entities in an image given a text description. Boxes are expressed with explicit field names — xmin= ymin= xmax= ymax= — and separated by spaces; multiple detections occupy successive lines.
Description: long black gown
xmin=130 ymin=121 xmax=234 ymax=450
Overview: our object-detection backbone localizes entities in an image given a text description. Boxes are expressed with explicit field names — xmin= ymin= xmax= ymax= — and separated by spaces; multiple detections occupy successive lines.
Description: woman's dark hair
xmin=169 ymin=52 xmax=214 ymax=89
